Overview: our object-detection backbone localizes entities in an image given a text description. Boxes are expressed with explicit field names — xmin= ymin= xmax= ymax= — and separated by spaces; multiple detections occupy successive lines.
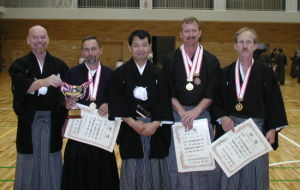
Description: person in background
xmin=213 ymin=27 xmax=288 ymax=190
xmin=274 ymin=48 xmax=287 ymax=85
xmin=258 ymin=48 xmax=272 ymax=68
xmin=9 ymin=25 xmax=69 ymax=190
xmin=270 ymin=48 xmax=278 ymax=69
xmin=290 ymin=51 xmax=298 ymax=78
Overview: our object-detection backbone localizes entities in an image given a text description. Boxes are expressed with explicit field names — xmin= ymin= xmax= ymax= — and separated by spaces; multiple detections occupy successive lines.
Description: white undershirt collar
xmin=135 ymin=61 xmax=147 ymax=75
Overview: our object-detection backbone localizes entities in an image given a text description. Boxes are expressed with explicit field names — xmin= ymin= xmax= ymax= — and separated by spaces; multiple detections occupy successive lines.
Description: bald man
xmin=9 ymin=25 xmax=69 ymax=190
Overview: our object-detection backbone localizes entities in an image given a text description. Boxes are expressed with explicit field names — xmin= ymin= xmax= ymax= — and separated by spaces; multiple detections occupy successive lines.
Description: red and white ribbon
xmin=180 ymin=44 xmax=204 ymax=81
xmin=235 ymin=59 xmax=254 ymax=100
xmin=86 ymin=62 xmax=101 ymax=101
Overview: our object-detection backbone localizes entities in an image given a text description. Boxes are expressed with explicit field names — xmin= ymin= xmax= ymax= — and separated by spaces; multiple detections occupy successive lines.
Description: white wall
xmin=0 ymin=8 xmax=300 ymax=23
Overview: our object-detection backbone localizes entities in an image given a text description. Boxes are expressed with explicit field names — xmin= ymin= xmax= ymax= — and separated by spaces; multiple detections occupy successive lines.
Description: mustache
xmin=187 ymin=36 xmax=197 ymax=40
xmin=85 ymin=56 xmax=97 ymax=64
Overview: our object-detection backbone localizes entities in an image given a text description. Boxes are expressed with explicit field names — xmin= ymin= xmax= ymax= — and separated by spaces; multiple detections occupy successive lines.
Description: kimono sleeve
xmin=108 ymin=69 xmax=131 ymax=119
xmin=9 ymin=59 xmax=35 ymax=98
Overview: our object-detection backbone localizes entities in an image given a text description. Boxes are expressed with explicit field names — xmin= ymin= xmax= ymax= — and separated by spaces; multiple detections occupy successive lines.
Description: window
xmin=153 ymin=0 xmax=213 ymax=10
xmin=77 ymin=0 xmax=139 ymax=8
xmin=227 ymin=0 xmax=285 ymax=11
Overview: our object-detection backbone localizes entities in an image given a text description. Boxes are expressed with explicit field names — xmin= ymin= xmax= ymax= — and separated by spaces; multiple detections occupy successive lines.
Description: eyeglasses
xmin=82 ymin=47 xmax=99 ymax=53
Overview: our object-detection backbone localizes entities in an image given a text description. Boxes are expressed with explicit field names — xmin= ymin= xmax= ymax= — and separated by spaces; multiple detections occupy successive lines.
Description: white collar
xmin=36 ymin=57 xmax=43 ymax=73
xmin=135 ymin=61 xmax=147 ymax=75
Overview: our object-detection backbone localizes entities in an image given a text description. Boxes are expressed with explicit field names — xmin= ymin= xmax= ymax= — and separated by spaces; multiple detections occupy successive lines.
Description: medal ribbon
xmin=235 ymin=59 xmax=254 ymax=101
xmin=180 ymin=44 xmax=203 ymax=81
xmin=86 ymin=62 xmax=101 ymax=101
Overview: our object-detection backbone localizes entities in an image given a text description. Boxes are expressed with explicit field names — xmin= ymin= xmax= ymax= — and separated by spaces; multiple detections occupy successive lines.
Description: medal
xmin=87 ymin=62 xmax=101 ymax=105
xmin=235 ymin=101 xmax=243 ymax=111
xmin=186 ymin=82 xmax=194 ymax=91
xmin=193 ymin=77 xmax=201 ymax=85
xmin=234 ymin=59 xmax=253 ymax=112
xmin=180 ymin=44 xmax=204 ymax=91
xmin=89 ymin=102 xmax=97 ymax=109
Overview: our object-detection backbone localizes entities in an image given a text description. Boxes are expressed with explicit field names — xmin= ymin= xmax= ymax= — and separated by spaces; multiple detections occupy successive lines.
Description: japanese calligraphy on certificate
xmin=209 ymin=118 xmax=273 ymax=177
xmin=172 ymin=119 xmax=216 ymax=172
xmin=64 ymin=103 xmax=121 ymax=152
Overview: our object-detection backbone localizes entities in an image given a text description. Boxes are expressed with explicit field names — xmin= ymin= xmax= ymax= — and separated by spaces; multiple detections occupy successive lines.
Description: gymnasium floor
xmin=0 ymin=70 xmax=299 ymax=190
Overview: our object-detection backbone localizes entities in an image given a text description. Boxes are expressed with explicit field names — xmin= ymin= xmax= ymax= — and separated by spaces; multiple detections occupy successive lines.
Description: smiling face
xmin=180 ymin=21 xmax=201 ymax=47
xmin=81 ymin=39 xmax=102 ymax=66
xmin=234 ymin=30 xmax=258 ymax=58
xmin=27 ymin=26 xmax=49 ymax=54
xmin=129 ymin=36 xmax=151 ymax=64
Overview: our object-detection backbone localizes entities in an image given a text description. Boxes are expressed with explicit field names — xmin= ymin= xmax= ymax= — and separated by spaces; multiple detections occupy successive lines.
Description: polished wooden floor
xmin=0 ymin=69 xmax=299 ymax=190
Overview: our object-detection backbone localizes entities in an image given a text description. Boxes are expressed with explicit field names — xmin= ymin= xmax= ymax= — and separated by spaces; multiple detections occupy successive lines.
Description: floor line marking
xmin=269 ymin=160 xmax=300 ymax=167
xmin=0 ymin=127 xmax=16 ymax=139
xmin=279 ymin=133 xmax=300 ymax=148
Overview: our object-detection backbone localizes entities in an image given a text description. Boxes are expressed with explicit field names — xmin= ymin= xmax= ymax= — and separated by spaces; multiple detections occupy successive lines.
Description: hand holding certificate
xmin=63 ymin=103 xmax=121 ymax=152
xmin=209 ymin=118 xmax=273 ymax=177
xmin=172 ymin=119 xmax=216 ymax=172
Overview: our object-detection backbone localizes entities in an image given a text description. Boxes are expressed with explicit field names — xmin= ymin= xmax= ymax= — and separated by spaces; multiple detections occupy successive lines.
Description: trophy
xmin=61 ymin=81 xmax=89 ymax=118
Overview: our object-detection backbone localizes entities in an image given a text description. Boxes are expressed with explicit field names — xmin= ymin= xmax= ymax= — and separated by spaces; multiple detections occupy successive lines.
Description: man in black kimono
xmin=162 ymin=17 xmax=221 ymax=190
xmin=109 ymin=30 xmax=174 ymax=190
xmin=275 ymin=48 xmax=287 ymax=85
xmin=9 ymin=25 xmax=69 ymax=190
xmin=61 ymin=36 xmax=119 ymax=190
xmin=213 ymin=27 xmax=288 ymax=190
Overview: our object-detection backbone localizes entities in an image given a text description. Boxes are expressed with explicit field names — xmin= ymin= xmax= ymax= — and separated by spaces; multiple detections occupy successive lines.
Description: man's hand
xmin=42 ymin=74 xmax=62 ymax=88
xmin=65 ymin=97 xmax=77 ymax=110
xmin=142 ymin=121 xmax=160 ymax=136
xmin=266 ymin=129 xmax=276 ymax=145
xmin=98 ymin=103 xmax=108 ymax=116
xmin=181 ymin=108 xmax=201 ymax=130
xmin=123 ymin=118 xmax=145 ymax=135
xmin=221 ymin=116 xmax=235 ymax=132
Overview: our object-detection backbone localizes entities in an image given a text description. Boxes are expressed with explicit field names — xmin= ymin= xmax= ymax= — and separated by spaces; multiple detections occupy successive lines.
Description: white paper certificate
xmin=64 ymin=103 xmax=121 ymax=152
xmin=172 ymin=119 xmax=216 ymax=172
xmin=209 ymin=118 xmax=273 ymax=177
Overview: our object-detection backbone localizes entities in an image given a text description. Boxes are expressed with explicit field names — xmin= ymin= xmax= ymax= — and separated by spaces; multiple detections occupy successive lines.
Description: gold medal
xmin=89 ymin=102 xmax=97 ymax=109
xmin=186 ymin=82 xmax=194 ymax=91
xmin=193 ymin=77 xmax=201 ymax=85
xmin=235 ymin=101 xmax=243 ymax=111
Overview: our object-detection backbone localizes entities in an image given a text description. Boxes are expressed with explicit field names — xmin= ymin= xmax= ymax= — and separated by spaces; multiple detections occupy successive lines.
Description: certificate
xmin=209 ymin=118 xmax=273 ymax=177
xmin=64 ymin=103 xmax=121 ymax=152
xmin=172 ymin=119 xmax=216 ymax=172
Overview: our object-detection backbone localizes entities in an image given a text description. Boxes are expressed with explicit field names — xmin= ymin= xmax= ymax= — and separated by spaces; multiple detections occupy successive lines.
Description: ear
xmin=99 ymin=47 xmax=103 ymax=56
xmin=180 ymin=31 xmax=183 ymax=40
xmin=26 ymin=36 xmax=30 ymax=45
xmin=128 ymin=44 xmax=132 ymax=53
xmin=199 ymin=30 xmax=202 ymax=38
xmin=254 ymin=43 xmax=258 ymax=50
xmin=234 ymin=43 xmax=238 ymax=50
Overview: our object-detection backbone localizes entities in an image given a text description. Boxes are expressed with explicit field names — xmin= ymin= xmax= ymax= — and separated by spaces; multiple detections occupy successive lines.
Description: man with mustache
xmin=9 ymin=25 xmax=69 ymax=190
xmin=213 ymin=27 xmax=287 ymax=190
xmin=162 ymin=17 xmax=221 ymax=190
xmin=61 ymin=36 xmax=119 ymax=190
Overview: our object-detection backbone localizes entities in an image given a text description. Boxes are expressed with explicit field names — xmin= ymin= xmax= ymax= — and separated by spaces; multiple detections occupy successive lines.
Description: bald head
xmin=28 ymin=25 xmax=48 ymax=36
xmin=27 ymin=25 xmax=49 ymax=55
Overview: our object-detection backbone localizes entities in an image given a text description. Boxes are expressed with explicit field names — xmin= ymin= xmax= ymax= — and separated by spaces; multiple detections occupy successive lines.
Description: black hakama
xmin=61 ymin=63 xmax=119 ymax=190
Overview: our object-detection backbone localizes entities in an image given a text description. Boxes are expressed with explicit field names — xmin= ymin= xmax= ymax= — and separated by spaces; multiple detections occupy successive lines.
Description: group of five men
xmin=9 ymin=16 xmax=287 ymax=190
